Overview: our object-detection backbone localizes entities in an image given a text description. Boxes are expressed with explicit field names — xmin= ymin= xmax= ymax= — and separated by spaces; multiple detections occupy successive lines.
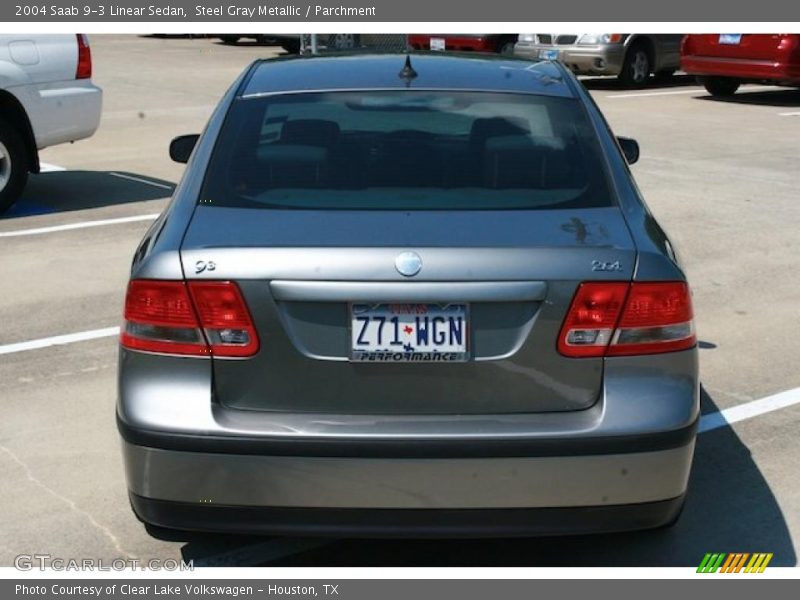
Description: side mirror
xmin=169 ymin=134 xmax=200 ymax=163
xmin=617 ymin=136 xmax=640 ymax=165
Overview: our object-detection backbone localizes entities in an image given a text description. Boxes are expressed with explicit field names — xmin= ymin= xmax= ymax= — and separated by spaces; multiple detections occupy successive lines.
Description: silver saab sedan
xmin=117 ymin=53 xmax=698 ymax=537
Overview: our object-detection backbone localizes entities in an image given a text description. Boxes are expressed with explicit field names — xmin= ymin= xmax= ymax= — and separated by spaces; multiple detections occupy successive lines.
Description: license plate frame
xmin=349 ymin=303 xmax=469 ymax=363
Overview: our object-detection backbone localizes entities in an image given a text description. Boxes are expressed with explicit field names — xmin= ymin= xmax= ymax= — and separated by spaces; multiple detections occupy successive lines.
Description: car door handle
xmin=269 ymin=280 xmax=547 ymax=303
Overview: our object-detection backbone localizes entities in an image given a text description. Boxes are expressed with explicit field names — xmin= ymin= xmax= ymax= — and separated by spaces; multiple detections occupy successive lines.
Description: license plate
xmin=350 ymin=303 xmax=468 ymax=363
xmin=539 ymin=49 xmax=559 ymax=60
xmin=430 ymin=37 xmax=446 ymax=51
xmin=719 ymin=34 xmax=742 ymax=45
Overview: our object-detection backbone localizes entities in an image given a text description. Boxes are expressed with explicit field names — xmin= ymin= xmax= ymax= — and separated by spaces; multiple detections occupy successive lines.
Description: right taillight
xmin=121 ymin=280 xmax=259 ymax=357
xmin=558 ymin=281 xmax=695 ymax=358
xmin=187 ymin=281 xmax=259 ymax=357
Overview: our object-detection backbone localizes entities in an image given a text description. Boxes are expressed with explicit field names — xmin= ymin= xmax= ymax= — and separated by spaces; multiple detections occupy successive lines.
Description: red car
xmin=408 ymin=34 xmax=518 ymax=55
xmin=682 ymin=34 xmax=800 ymax=96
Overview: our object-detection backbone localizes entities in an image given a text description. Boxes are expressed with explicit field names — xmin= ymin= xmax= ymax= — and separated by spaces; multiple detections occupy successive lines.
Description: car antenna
xmin=398 ymin=54 xmax=418 ymax=85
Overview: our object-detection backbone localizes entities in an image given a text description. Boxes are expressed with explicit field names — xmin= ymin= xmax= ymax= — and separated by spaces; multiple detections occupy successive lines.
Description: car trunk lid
xmin=180 ymin=205 xmax=636 ymax=414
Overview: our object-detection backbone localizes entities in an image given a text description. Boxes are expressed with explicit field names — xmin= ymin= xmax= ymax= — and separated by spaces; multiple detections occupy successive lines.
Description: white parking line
xmin=0 ymin=213 xmax=159 ymax=238
xmin=607 ymin=88 xmax=708 ymax=99
xmin=108 ymin=171 xmax=174 ymax=190
xmin=699 ymin=387 xmax=800 ymax=433
xmin=778 ymin=111 xmax=800 ymax=117
xmin=39 ymin=162 xmax=67 ymax=172
xmin=0 ymin=327 xmax=119 ymax=355
xmin=36 ymin=162 xmax=173 ymax=189
xmin=607 ymin=85 xmax=780 ymax=99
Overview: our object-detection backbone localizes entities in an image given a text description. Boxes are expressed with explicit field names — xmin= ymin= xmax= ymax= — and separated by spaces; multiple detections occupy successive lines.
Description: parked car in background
xmin=682 ymin=34 xmax=800 ymax=96
xmin=514 ymin=34 xmax=684 ymax=86
xmin=408 ymin=34 xmax=518 ymax=54
xmin=218 ymin=34 xmax=302 ymax=53
xmin=0 ymin=34 xmax=102 ymax=213
xmin=218 ymin=34 xmax=366 ymax=54
xmin=119 ymin=53 xmax=698 ymax=537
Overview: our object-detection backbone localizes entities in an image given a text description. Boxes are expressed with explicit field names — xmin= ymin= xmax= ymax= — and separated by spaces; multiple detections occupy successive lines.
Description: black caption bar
xmin=10 ymin=3 xmax=378 ymax=20
xmin=5 ymin=580 xmax=798 ymax=600
xmin=2 ymin=0 xmax=795 ymax=21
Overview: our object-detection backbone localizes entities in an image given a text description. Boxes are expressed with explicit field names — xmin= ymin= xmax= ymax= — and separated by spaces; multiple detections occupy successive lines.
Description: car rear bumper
xmin=120 ymin=430 xmax=695 ymax=534
xmin=130 ymin=492 xmax=686 ymax=537
xmin=682 ymin=55 xmax=800 ymax=84
xmin=514 ymin=43 xmax=625 ymax=75
xmin=119 ymin=347 xmax=699 ymax=534
xmin=8 ymin=79 xmax=102 ymax=149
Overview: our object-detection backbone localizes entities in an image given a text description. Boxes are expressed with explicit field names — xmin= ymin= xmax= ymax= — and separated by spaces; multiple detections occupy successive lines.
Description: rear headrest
xmin=483 ymin=135 xmax=571 ymax=189
xmin=484 ymin=134 xmax=537 ymax=152
xmin=256 ymin=144 xmax=328 ymax=165
xmin=280 ymin=119 xmax=340 ymax=146
xmin=470 ymin=117 xmax=531 ymax=147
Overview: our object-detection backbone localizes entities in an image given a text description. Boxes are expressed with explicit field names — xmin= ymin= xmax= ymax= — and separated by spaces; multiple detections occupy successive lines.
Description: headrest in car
xmin=256 ymin=144 xmax=328 ymax=165
xmin=469 ymin=117 xmax=531 ymax=146
xmin=280 ymin=119 xmax=340 ymax=146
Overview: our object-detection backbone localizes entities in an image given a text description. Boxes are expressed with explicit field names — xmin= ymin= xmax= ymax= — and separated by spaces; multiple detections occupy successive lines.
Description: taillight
xmin=188 ymin=282 xmax=259 ymax=357
xmin=76 ymin=34 xmax=92 ymax=79
xmin=608 ymin=282 xmax=695 ymax=356
xmin=121 ymin=280 xmax=259 ymax=357
xmin=558 ymin=281 xmax=695 ymax=358
xmin=557 ymin=283 xmax=628 ymax=357
xmin=680 ymin=35 xmax=694 ymax=56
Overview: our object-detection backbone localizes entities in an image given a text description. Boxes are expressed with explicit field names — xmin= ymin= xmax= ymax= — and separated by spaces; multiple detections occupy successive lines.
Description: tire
xmin=655 ymin=68 xmax=677 ymax=80
xmin=0 ymin=117 xmax=29 ymax=214
xmin=618 ymin=43 xmax=652 ymax=87
xmin=703 ymin=76 xmax=740 ymax=97
xmin=282 ymin=39 xmax=301 ymax=54
xmin=327 ymin=34 xmax=361 ymax=50
xmin=219 ymin=36 xmax=240 ymax=45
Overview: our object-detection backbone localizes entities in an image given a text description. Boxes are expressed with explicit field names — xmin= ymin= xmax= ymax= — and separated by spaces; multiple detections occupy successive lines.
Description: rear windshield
xmin=200 ymin=90 xmax=614 ymax=210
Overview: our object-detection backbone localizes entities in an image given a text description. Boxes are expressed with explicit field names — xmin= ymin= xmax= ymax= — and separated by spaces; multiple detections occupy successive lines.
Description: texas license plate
xmin=350 ymin=303 xmax=468 ymax=362
xmin=539 ymin=49 xmax=560 ymax=60
xmin=430 ymin=37 xmax=446 ymax=51
xmin=719 ymin=34 xmax=742 ymax=45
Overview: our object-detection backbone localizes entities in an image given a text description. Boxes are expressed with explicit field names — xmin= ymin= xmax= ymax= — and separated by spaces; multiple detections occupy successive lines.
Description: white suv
xmin=0 ymin=34 xmax=102 ymax=212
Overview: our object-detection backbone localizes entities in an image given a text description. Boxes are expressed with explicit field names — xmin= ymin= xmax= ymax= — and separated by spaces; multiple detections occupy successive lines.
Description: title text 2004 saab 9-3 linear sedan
xmin=117 ymin=53 xmax=699 ymax=537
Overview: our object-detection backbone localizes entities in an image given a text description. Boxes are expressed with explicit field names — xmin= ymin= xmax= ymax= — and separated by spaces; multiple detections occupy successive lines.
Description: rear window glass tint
xmin=200 ymin=91 xmax=614 ymax=210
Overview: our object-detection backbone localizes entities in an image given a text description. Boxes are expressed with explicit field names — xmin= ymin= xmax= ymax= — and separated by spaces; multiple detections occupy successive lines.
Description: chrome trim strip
xmin=269 ymin=280 xmax=547 ymax=303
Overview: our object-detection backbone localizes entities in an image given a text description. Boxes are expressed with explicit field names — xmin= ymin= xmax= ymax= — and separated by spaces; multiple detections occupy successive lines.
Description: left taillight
xmin=607 ymin=282 xmax=695 ymax=356
xmin=76 ymin=34 xmax=92 ymax=79
xmin=121 ymin=280 xmax=259 ymax=358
